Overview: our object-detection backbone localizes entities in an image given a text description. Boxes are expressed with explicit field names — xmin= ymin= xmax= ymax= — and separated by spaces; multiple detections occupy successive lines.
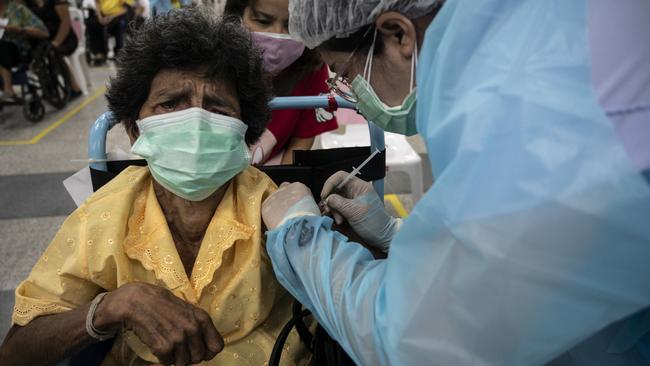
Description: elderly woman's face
xmin=137 ymin=69 xmax=241 ymax=122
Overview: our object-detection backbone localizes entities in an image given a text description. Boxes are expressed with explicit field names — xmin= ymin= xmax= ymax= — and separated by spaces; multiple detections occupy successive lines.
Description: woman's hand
xmin=95 ymin=282 xmax=224 ymax=366
xmin=98 ymin=14 xmax=112 ymax=26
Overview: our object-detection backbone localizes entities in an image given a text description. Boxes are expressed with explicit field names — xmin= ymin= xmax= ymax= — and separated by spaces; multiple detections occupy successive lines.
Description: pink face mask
xmin=252 ymin=32 xmax=306 ymax=75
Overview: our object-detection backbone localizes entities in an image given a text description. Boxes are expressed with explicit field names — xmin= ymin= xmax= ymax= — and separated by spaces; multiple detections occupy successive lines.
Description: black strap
xmin=269 ymin=300 xmax=356 ymax=366
xmin=311 ymin=326 xmax=356 ymax=366
xmin=643 ymin=169 xmax=650 ymax=185
xmin=269 ymin=307 xmax=311 ymax=366
xmin=293 ymin=301 xmax=313 ymax=352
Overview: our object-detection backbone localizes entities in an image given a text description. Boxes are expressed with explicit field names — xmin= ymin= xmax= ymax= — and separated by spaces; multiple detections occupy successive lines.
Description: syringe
xmin=319 ymin=148 xmax=381 ymax=215
xmin=336 ymin=148 xmax=381 ymax=190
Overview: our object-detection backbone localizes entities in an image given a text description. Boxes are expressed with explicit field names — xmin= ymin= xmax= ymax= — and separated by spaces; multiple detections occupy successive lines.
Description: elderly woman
xmin=0 ymin=7 xmax=309 ymax=366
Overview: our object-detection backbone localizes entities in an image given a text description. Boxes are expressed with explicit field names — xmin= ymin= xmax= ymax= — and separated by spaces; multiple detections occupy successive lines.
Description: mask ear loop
xmin=363 ymin=29 xmax=379 ymax=82
xmin=364 ymin=29 xmax=417 ymax=92
xmin=410 ymin=41 xmax=418 ymax=91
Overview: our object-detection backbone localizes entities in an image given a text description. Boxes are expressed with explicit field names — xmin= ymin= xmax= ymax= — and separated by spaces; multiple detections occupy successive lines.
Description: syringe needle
xmin=319 ymin=148 xmax=382 ymax=215
xmin=336 ymin=148 xmax=381 ymax=190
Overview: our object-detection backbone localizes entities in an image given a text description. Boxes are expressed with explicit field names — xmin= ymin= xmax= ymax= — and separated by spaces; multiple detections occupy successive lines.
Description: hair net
xmin=288 ymin=0 xmax=441 ymax=49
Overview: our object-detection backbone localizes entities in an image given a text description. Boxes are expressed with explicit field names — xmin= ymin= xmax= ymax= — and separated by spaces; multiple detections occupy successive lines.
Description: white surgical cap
xmin=288 ymin=0 xmax=440 ymax=49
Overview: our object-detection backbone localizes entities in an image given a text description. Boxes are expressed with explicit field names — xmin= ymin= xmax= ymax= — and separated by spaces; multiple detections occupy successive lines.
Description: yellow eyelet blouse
xmin=12 ymin=166 xmax=310 ymax=366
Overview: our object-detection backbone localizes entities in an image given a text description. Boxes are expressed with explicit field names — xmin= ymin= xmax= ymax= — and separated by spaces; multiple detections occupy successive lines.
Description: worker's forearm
xmin=0 ymin=303 xmax=97 ymax=366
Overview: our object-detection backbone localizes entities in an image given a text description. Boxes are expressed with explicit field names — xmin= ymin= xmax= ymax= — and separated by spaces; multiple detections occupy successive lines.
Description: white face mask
xmin=350 ymin=29 xmax=419 ymax=136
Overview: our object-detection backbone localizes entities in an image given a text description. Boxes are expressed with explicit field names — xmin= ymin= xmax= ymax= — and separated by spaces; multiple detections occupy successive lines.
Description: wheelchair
xmin=0 ymin=41 xmax=71 ymax=122
xmin=0 ymin=63 xmax=45 ymax=123
xmin=66 ymin=96 xmax=387 ymax=366
xmin=31 ymin=41 xmax=72 ymax=109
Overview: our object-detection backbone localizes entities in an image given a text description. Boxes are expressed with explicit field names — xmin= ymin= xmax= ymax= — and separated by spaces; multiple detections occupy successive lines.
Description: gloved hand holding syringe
xmin=318 ymin=148 xmax=381 ymax=212
xmin=261 ymin=148 xmax=399 ymax=252
xmin=319 ymin=149 xmax=401 ymax=252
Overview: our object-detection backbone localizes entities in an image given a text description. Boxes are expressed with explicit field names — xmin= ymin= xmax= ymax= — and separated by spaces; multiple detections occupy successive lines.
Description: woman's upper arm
xmin=54 ymin=3 xmax=71 ymax=25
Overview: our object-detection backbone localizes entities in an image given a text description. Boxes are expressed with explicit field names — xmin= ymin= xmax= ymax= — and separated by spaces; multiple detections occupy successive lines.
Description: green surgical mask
xmin=131 ymin=107 xmax=251 ymax=201
xmin=350 ymin=30 xmax=418 ymax=136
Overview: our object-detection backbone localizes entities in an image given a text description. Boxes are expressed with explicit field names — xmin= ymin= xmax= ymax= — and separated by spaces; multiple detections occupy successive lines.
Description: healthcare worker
xmin=261 ymin=0 xmax=650 ymax=365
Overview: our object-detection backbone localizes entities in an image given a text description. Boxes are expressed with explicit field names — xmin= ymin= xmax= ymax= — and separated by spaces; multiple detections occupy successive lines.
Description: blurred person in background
xmin=0 ymin=0 xmax=48 ymax=102
xmin=25 ymin=0 xmax=83 ymax=97
xmin=86 ymin=0 xmax=130 ymax=63
xmin=130 ymin=0 xmax=148 ymax=26
xmin=148 ymin=0 xmax=187 ymax=17
xmin=225 ymin=0 xmax=338 ymax=165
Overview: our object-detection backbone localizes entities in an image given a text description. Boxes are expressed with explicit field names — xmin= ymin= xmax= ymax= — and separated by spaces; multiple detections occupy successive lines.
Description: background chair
xmin=67 ymin=7 xmax=92 ymax=95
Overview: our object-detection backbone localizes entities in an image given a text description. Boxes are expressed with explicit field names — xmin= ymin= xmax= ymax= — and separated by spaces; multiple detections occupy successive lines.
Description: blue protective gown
xmin=266 ymin=0 xmax=650 ymax=365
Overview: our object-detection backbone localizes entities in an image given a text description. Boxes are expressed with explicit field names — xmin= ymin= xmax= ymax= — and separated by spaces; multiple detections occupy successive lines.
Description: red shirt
xmin=267 ymin=64 xmax=338 ymax=158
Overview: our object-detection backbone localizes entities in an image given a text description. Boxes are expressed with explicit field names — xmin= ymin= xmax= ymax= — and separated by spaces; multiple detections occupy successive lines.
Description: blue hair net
xmin=266 ymin=0 xmax=650 ymax=364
